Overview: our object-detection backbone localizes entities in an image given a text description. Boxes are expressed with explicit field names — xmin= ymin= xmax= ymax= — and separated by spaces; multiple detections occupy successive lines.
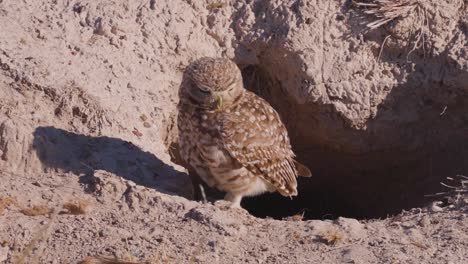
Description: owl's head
xmin=179 ymin=57 xmax=244 ymax=110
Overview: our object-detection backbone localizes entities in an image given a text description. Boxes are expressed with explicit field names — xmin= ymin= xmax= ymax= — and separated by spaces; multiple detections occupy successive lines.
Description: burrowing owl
xmin=177 ymin=57 xmax=311 ymax=208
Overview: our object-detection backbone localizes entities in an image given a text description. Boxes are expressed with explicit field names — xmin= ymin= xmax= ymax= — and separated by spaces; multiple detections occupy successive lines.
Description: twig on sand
xmin=378 ymin=35 xmax=391 ymax=61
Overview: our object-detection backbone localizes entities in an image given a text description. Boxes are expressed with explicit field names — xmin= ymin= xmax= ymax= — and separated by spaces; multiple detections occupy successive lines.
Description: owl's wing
xmin=219 ymin=92 xmax=309 ymax=197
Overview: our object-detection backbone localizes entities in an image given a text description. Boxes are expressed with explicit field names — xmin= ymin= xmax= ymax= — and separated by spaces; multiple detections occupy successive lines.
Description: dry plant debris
xmin=426 ymin=175 xmax=468 ymax=208
xmin=353 ymin=0 xmax=419 ymax=29
xmin=207 ymin=2 xmax=225 ymax=10
xmin=283 ymin=211 xmax=305 ymax=221
xmin=20 ymin=205 xmax=54 ymax=216
xmin=318 ymin=228 xmax=345 ymax=245
xmin=353 ymin=0 xmax=429 ymax=61
xmin=78 ymin=256 xmax=145 ymax=264
xmin=13 ymin=207 xmax=59 ymax=264
xmin=1 ymin=196 xmax=53 ymax=217
xmin=62 ymin=199 xmax=90 ymax=215
xmin=139 ymin=114 xmax=148 ymax=122
xmin=132 ymin=128 xmax=143 ymax=138
xmin=410 ymin=240 xmax=429 ymax=250
xmin=0 ymin=196 xmax=17 ymax=215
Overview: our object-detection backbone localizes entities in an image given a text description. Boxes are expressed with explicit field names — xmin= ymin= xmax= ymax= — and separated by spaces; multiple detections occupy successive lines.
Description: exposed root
xmin=406 ymin=6 xmax=428 ymax=61
xmin=378 ymin=34 xmax=391 ymax=61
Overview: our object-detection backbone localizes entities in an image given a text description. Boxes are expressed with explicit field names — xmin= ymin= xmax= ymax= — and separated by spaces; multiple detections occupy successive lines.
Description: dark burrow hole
xmin=169 ymin=62 xmax=468 ymax=221
xmin=238 ymin=65 xmax=468 ymax=219
xmin=238 ymin=64 xmax=468 ymax=220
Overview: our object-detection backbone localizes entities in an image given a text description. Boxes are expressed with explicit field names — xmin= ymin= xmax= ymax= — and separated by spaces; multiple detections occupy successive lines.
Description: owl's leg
xmin=214 ymin=193 xmax=247 ymax=212
xmin=224 ymin=192 xmax=243 ymax=208
xmin=188 ymin=168 xmax=207 ymax=203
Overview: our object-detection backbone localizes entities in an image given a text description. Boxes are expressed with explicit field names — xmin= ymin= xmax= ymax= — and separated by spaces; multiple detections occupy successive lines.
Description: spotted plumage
xmin=177 ymin=57 xmax=311 ymax=208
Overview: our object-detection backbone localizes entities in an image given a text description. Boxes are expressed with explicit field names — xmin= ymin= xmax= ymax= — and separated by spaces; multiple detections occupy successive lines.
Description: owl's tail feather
xmin=294 ymin=160 xmax=312 ymax=177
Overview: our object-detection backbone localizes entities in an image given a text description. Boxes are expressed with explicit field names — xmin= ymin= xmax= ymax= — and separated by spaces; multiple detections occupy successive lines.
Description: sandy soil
xmin=0 ymin=170 xmax=467 ymax=263
xmin=0 ymin=0 xmax=467 ymax=263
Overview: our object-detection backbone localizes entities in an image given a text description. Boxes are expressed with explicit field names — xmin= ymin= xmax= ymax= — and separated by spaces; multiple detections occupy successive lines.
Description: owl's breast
xmin=178 ymin=109 xmax=223 ymax=163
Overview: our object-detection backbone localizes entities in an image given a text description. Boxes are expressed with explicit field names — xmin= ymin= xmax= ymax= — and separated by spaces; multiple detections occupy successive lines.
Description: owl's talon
xmin=214 ymin=200 xmax=233 ymax=210
xmin=214 ymin=200 xmax=248 ymax=214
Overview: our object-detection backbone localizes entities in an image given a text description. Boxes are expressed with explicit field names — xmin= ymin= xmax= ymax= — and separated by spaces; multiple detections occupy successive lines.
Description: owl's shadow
xmin=32 ymin=126 xmax=191 ymax=197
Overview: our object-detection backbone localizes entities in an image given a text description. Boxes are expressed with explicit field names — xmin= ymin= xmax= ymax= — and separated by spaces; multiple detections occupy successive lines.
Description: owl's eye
xmin=196 ymin=85 xmax=212 ymax=95
xmin=226 ymin=82 xmax=236 ymax=91
xmin=198 ymin=88 xmax=211 ymax=94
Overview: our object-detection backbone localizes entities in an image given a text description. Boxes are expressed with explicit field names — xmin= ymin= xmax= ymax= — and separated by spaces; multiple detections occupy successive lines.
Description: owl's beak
xmin=217 ymin=95 xmax=223 ymax=110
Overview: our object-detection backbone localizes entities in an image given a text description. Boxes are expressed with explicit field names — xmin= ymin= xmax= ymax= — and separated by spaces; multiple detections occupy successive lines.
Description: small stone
xmin=111 ymin=26 xmax=118 ymax=35
xmin=418 ymin=216 xmax=430 ymax=227
xmin=431 ymin=202 xmax=444 ymax=212
xmin=208 ymin=240 xmax=216 ymax=248
xmin=193 ymin=255 xmax=206 ymax=262
xmin=0 ymin=246 xmax=8 ymax=262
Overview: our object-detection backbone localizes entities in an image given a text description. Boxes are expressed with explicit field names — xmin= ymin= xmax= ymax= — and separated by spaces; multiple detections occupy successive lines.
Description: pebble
xmin=0 ymin=246 xmax=8 ymax=262
xmin=418 ymin=215 xmax=430 ymax=227
xmin=431 ymin=202 xmax=444 ymax=212
xmin=208 ymin=240 xmax=216 ymax=251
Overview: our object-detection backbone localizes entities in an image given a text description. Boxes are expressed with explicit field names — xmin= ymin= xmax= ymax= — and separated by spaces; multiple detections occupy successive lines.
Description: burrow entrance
xmin=239 ymin=64 xmax=468 ymax=220
xmin=168 ymin=62 xmax=468 ymax=220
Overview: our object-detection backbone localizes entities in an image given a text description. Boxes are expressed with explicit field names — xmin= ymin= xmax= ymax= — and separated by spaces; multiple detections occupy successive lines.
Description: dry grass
xmin=1 ymin=195 xmax=90 ymax=216
xmin=6 ymin=196 xmax=94 ymax=263
xmin=20 ymin=205 xmax=54 ymax=216
xmin=1 ymin=196 xmax=54 ymax=217
xmin=62 ymin=199 xmax=90 ymax=215
xmin=12 ymin=208 xmax=59 ymax=264
xmin=353 ymin=0 xmax=419 ymax=29
xmin=6 ymin=195 xmax=86 ymax=263
xmin=206 ymin=2 xmax=225 ymax=10
xmin=79 ymin=252 xmax=172 ymax=264
xmin=0 ymin=196 xmax=17 ymax=215
xmin=353 ymin=0 xmax=429 ymax=60
xmin=78 ymin=256 xmax=146 ymax=264
xmin=410 ymin=240 xmax=429 ymax=250
xmin=426 ymin=175 xmax=468 ymax=208
xmin=318 ymin=228 xmax=345 ymax=245
xmin=283 ymin=210 xmax=305 ymax=221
